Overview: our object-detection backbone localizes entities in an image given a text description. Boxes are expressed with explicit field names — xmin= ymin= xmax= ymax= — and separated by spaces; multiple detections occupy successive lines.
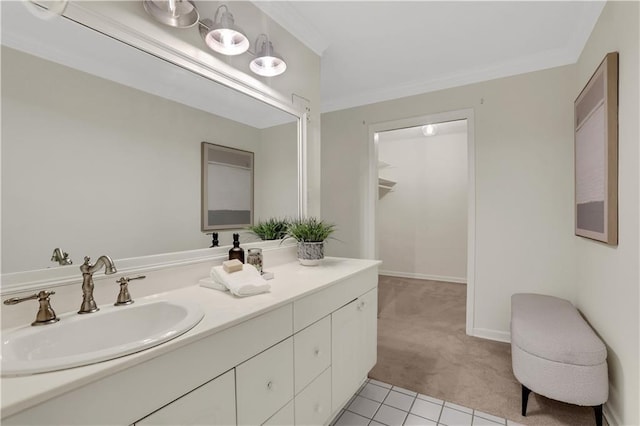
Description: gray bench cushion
xmin=511 ymin=293 xmax=606 ymax=366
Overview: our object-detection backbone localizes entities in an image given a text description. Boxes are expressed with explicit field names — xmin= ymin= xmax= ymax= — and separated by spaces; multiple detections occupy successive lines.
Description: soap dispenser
xmin=228 ymin=233 xmax=245 ymax=263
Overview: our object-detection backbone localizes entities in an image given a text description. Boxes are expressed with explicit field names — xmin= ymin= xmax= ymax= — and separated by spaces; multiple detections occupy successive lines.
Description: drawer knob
xmin=314 ymin=348 xmax=321 ymax=357
xmin=357 ymin=300 xmax=366 ymax=311
xmin=315 ymin=404 xmax=323 ymax=414
xmin=267 ymin=381 xmax=274 ymax=390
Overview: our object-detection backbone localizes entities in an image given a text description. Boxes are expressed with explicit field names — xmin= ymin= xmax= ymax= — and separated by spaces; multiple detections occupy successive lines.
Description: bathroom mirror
xmin=1 ymin=2 xmax=302 ymax=275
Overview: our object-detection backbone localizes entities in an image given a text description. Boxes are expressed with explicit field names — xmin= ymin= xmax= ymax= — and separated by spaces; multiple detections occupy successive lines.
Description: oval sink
xmin=1 ymin=300 xmax=204 ymax=376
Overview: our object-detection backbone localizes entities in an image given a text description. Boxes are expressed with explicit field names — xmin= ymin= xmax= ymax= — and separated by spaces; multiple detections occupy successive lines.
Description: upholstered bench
xmin=510 ymin=293 xmax=608 ymax=426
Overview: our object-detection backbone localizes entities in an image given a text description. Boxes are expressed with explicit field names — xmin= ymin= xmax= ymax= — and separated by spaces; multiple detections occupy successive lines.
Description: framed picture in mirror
xmin=202 ymin=142 xmax=254 ymax=231
xmin=574 ymin=51 xmax=618 ymax=245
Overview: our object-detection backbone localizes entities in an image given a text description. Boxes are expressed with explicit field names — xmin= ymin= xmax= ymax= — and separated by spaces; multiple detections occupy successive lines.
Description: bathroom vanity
xmin=1 ymin=254 xmax=380 ymax=425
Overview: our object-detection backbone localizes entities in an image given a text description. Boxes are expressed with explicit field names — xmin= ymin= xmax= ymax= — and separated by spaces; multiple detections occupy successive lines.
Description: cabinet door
xmin=236 ymin=337 xmax=294 ymax=426
xmin=135 ymin=369 xmax=235 ymax=425
xmin=331 ymin=288 xmax=378 ymax=412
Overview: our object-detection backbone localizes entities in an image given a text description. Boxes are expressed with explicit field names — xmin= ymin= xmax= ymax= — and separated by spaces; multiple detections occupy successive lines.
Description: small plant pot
xmin=297 ymin=242 xmax=324 ymax=266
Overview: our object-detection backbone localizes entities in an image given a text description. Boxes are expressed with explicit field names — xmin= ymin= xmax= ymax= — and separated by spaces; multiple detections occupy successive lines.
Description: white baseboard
xmin=604 ymin=400 xmax=621 ymax=426
xmin=379 ymin=270 xmax=466 ymax=284
xmin=471 ymin=328 xmax=511 ymax=343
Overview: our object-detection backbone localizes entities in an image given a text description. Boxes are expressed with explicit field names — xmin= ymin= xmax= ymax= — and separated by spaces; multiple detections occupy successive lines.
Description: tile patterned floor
xmin=330 ymin=379 xmax=525 ymax=426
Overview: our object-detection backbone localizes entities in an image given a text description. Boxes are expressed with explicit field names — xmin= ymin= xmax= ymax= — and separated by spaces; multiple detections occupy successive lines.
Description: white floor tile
xmin=384 ymin=390 xmax=415 ymax=411
xmin=439 ymin=407 xmax=473 ymax=426
xmin=392 ymin=385 xmax=418 ymax=397
xmin=472 ymin=415 xmax=504 ymax=426
xmin=444 ymin=401 xmax=473 ymax=414
xmin=348 ymin=396 xmax=382 ymax=419
xmin=370 ymin=421 xmax=387 ymax=426
xmin=334 ymin=411 xmax=371 ymax=426
xmin=359 ymin=382 xmax=391 ymax=402
xmin=329 ymin=410 xmax=344 ymax=426
xmin=473 ymin=410 xmax=505 ymax=425
xmin=403 ymin=414 xmax=437 ymax=426
xmin=369 ymin=379 xmax=393 ymax=389
xmin=410 ymin=399 xmax=443 ymax=422
xmin=417 ymin=394 xmax=444 ymax=405
xmin=373 ymin=404 xmax=409 ymax=426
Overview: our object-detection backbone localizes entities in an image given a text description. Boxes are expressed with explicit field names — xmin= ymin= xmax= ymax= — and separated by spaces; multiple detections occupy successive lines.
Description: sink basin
xmin=1 ymin=300 xmax=204 ymax=376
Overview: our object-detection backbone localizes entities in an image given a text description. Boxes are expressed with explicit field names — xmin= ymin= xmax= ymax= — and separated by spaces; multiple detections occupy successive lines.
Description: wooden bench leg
xmin=593 ymin=404 xmax=603 ymax=426
xmin=521 ymin=385 xmax=531 ymax=416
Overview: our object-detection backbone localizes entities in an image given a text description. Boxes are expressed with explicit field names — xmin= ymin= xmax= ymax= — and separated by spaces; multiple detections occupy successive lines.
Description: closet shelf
xmin=378 ymin=177 xmax=396 ymax=188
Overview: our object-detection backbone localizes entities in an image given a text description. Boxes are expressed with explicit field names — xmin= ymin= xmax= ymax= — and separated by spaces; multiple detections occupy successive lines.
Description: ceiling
xmin=256 ymin=1 xmax=606 ymax=113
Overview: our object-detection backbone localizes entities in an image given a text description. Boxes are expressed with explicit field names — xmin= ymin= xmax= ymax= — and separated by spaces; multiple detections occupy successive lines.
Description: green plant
xmin=248 ymin=217 xmax=290 ymax=240
xmin=285 ymin=217 xmax=336 ymax=243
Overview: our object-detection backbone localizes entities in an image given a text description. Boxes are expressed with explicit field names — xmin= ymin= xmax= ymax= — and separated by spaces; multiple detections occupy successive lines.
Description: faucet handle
xmin=4 ymin=290 xmax=60 ymax=326
xmin=114 ymin=275 xmax=146 ymax=306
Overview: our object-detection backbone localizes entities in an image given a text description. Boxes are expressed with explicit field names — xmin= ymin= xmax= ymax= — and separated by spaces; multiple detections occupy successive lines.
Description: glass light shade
xmin=143 ymin=0 xmax=199 ymax=28
xmin=250 ymin=41 xmax=287 ymax=77
xmin=199 ymin=10 xmax=249 ymax=56
xmin=421 ymin=124 xmax=438 ymax=136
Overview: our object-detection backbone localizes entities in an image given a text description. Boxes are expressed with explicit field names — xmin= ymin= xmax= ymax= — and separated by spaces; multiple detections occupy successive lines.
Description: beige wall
xmin=574 ymin=2 xmax=639 ymax=425
xmin=322 ymin=64 xmax=577 ymax=340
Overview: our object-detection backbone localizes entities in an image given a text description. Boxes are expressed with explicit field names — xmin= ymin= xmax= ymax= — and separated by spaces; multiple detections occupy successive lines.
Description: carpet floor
xmin=368 ymin=275 xmax=601 ymax=426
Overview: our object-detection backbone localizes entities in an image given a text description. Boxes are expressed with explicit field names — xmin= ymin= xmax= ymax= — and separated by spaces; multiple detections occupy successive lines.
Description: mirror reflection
xmin=1 ymin=2 xmax=299 ymax=274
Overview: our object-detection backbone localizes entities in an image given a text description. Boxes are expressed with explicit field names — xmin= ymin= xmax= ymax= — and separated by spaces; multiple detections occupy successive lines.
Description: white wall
xmin=573 ymin=2 xmax=639 ymax=424
xmin=0 ymin=47 xmax=298 ymax=273
xmin=321 ymin=64 xmax=577 ymax=341
xmin=377 ymin=125 xmax=467 ymax=282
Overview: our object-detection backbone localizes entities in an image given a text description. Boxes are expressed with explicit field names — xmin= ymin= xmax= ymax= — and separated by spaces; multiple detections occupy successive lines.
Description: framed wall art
xmin=574 ymin=52 xmax=618 ymax=245
xmin=201 ymin=142 xmax=254 ymax=231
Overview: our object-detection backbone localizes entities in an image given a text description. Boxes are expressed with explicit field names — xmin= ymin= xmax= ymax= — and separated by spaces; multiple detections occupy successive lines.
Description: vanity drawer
xmin=135 ymin=369 xmax=235 ymax=425
xmin=294 ymin=367 xmax=332 ymax=426
xmin=294 ymin=316 xmax=331 ymax=393
xmin=236 ymin=337 xmax=294 ymax=426
xmin=293 ymin=266 xmax=377 ymax=332
xmin=263 ymin=399 xmax=294 ymax=426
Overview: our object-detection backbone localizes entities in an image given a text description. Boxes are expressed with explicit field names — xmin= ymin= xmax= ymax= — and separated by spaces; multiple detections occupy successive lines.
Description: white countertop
xmin=1 ymin=257 xmax=380 ymax=418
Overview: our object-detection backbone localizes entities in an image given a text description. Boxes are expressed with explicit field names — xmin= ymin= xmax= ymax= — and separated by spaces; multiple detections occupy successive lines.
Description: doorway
xmin=366 ymin=109 xmax=476 ymax=334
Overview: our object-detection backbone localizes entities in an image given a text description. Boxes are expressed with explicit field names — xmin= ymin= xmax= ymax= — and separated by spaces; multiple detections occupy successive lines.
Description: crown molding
xmin=252 ymin=1 xmax=329 ymax=56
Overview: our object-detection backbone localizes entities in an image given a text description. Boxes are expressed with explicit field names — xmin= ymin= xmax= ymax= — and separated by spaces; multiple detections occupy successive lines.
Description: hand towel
xmin=210 ymin=265 xmax=270 ymax=297
xmin=199 ymin=277 xmax=227 ymax=292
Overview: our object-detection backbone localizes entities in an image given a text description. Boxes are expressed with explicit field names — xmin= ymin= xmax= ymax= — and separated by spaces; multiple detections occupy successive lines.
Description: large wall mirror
xmin=1 ymin=2 xmax=303 ymax=275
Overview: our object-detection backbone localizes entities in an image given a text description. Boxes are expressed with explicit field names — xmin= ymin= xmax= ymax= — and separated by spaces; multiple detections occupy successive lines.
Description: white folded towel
xmin=210 ymin=265 xmax=271 ymax=297
xmin=199 ymin=277 xmax=227 ymax=292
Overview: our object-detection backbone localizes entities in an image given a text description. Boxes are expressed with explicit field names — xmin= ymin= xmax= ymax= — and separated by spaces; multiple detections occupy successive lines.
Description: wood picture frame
xmin=574 ymin=52 xmax=618 ymax=245
xmin=201 ymin=142 xmax=254 ymax=231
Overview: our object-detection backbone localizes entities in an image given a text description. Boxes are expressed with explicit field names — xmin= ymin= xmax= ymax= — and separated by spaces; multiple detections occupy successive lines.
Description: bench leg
xmin=521 ymin=385 xmax=531 ymax=416
xmin=593 ymin=404 xmax=603 ymax=426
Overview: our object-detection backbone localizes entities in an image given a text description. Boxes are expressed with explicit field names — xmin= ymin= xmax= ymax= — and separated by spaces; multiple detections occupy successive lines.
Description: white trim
xmin=603 ymin=403 xmax=620 ymax=426
xmin=471 ymin=328 xmax=511 ymax=344
xmin=379 ymin=270 xmax=466 ymax=284
xmin=366 ymin=109 xmax=476 ymax=336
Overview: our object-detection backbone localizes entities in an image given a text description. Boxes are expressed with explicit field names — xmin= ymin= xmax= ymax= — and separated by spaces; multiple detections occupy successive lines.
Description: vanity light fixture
xmin=143 ymin=0 xmax=200 ymax=28
xmin=250 ymin=34 xmax=287 ymax=77
xmin=199 ymin=5 xmax=250 ymax=56
xmin=421 ymin=124 xmax=438 ymax=136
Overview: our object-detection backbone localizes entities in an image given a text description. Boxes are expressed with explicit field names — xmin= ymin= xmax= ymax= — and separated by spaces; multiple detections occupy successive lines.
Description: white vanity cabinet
xmin=331 ymin=288 xmax=378 ymax=412
xmin=2 ymin=259 xmax=379 ymax=426
xmin=135 ymin=369 xmax=236 ymax=425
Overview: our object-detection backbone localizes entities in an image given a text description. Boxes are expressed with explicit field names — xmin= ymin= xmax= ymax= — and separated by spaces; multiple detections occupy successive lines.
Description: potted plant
xmin=248 ymin=217 xmax=290 ymax=240
xmin=285 ymin=217 xmax=336 ymax=266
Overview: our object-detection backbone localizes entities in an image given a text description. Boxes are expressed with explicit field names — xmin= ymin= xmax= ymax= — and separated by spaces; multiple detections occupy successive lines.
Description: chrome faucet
xmin=4 ymin=290 xmax=59 ymax=326
xmin=79 ymin=255 xmax=117 ymax=314
xmin=51 ymin=247 xmax=73 ymax=266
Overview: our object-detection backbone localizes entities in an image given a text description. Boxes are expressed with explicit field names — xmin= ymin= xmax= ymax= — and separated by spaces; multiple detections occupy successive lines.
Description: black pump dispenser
xmin=228 ymin=233 xmax=245 ymax=263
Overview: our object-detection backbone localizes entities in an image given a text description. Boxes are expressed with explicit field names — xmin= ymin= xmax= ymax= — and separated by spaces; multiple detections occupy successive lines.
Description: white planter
xmin=297 ymin=242 xmax=324 ymax=266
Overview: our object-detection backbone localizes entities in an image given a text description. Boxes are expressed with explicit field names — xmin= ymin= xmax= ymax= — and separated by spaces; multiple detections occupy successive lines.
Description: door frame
xmin=365 ymin=108 xmax=476 ymax=335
